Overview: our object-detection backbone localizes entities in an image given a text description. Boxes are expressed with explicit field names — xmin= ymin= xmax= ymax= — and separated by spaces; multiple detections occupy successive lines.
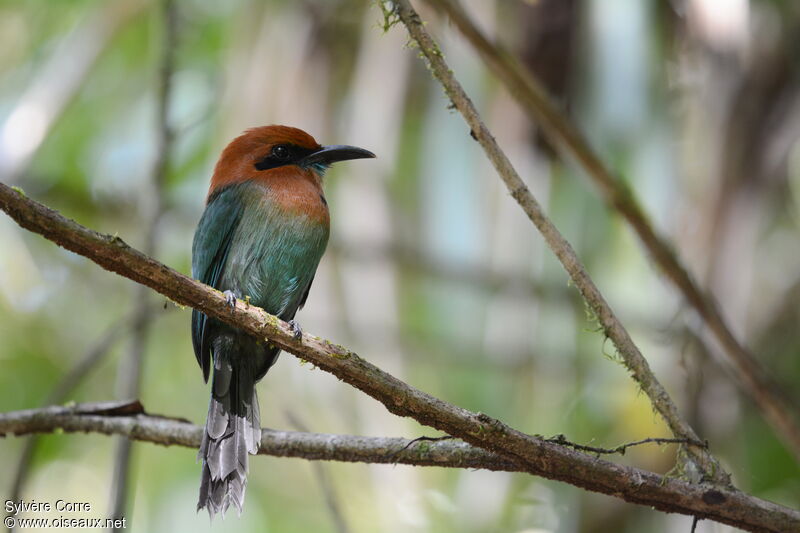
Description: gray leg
xmin=222 ymin=290 xmax=238 ymax=310
xmin=288 ymin=319 xmax=303 ymax=340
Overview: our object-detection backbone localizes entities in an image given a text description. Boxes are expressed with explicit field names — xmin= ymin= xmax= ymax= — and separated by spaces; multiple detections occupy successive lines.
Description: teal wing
xmin=191 ymin=186 xmax=245 ymax=382
xmin=297 ymin=274 xmax=315 ymax=310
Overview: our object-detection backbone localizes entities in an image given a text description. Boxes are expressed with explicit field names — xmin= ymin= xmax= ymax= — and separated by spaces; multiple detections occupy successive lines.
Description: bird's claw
xmin=288 ymin=320 xmax=303 ymax=340
xmin=223 ymin=290 xmax=238 ymax=310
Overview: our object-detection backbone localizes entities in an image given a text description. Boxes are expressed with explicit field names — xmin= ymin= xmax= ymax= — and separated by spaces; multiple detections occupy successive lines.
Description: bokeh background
xmin=1 ymin=0 xmax=799 ymax=532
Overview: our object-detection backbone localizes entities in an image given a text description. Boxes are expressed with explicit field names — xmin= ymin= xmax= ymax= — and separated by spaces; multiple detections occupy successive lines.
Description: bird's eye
xmin=272 ymin=145 xmax=290 ymax=160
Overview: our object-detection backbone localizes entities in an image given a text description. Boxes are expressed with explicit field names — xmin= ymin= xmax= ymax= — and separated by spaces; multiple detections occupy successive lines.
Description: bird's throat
xmin=255 ymin=168 xmax=329 ymax=227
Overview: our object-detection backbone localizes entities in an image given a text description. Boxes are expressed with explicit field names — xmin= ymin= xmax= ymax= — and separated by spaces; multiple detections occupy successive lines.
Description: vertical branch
xmin=423 ymin=0 xmax=800 ymax=463
xmin=391 ymin=0 xmax=728 ymax=484
xmin=107 ymin=0 xmax=177 ymax=527
xmin=6 ymin=315 xmax=133 ymax=533
xmin=285 ymin=411 xmax=353 ymax=533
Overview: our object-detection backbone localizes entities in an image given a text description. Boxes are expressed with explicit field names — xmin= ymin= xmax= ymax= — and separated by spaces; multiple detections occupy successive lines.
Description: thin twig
xmin=389 ymin=0 xmax=725 ymax=484
xmin=545 ymin=435 xmax=708 ymax=457
xmin=423 ymin=0 xmax=800 ymax=464
xmin=386 ymin=435 xmax=454 ymax=462
xmin=0 ymin=402 xmax=796 ymax=533
xmin=0 ymin=187 xmax=797 ymax=532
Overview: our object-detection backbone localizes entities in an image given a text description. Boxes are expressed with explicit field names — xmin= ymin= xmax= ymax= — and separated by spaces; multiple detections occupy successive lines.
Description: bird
xmin=190 ymin=125 xmax=374 ymax=517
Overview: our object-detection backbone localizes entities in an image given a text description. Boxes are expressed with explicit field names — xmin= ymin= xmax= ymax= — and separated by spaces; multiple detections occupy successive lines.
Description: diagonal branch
xmin=286 ymin=410 xmax=353 ymax=533
xmin=109 ymin=0 xmax=179 ymax=525
xmin=0 ymin=183 xmax=797 ymax=532
xmin=390 ymin=0 xmax=724 ymax=483
xmin=422 ymin=0 xmax=800 ymax=463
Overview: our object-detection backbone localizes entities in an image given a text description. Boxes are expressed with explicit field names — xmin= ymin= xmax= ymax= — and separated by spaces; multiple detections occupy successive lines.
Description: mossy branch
xmin=0 ymin=181 xmax=798 ymax=532
xmin=390 ymin=0 xmax=725 ymax=483
xmin=421 ymin=0 xmax=800 ymax=464
xmin=1 ymin=401 xmax=798 ymax=533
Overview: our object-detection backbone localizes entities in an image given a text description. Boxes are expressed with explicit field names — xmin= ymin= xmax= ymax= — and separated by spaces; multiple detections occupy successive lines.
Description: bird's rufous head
xmin=208 ymin=125 xmax=374 ymax=199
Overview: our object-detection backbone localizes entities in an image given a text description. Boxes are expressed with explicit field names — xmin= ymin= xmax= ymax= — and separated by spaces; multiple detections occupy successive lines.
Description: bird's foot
xmin=288 ymin=320 xmax=303 ymax=340
xmin=222 ymin=290 xmax=239 ymax=310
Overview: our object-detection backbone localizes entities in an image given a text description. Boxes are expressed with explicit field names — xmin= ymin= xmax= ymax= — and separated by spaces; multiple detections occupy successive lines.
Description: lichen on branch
xmin=0 ymin=182 xmax=798 ymax=532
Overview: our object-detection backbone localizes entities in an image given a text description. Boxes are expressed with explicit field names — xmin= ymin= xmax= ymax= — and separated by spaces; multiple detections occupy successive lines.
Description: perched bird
xmin=191 ymin=125 xmax=374 ymax=517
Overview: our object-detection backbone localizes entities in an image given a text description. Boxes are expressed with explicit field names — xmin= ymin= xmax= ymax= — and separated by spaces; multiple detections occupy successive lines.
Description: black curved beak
xmin=301 ymin=145 xmax=376 ymax=166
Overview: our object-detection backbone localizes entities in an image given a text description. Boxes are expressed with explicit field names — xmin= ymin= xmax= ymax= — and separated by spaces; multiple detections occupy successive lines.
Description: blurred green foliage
xmin=1 ymin=1 xmax=799 ymax=532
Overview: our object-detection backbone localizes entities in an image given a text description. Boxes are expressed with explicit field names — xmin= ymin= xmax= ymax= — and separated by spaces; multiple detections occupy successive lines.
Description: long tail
xmin=197 ymin=354 xmax=261 ymax=517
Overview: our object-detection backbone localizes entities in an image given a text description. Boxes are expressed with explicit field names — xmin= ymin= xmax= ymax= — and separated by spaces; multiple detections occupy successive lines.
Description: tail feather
xmin=245 ymin=398 xmax=261 ymax=454
xmin=206 ymin=397 xmax=229 ymax=439
xmin=197 ymin=355 xmax=261 ymax=518
xmin=244 ymin=376 xmax=261 ymax=454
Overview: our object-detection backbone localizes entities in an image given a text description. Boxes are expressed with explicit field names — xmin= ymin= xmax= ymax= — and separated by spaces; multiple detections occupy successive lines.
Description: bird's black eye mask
xmin=255 ymin=143 xmax=375 ymax=173
xmin=254 ymin=144 xmax=320 ymax=171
